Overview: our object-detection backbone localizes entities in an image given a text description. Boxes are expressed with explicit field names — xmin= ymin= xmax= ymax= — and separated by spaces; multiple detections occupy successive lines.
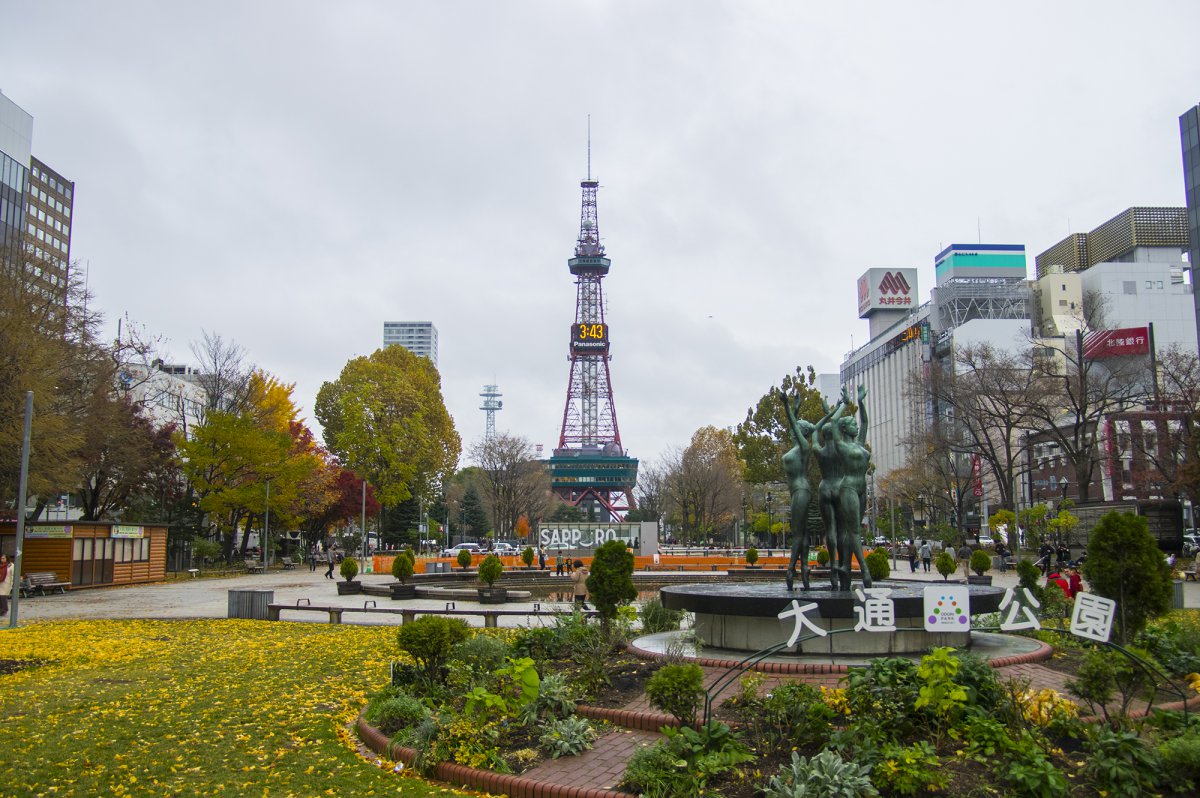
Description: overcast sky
xmin=3 ymin=1 xmax=1198 ymax=469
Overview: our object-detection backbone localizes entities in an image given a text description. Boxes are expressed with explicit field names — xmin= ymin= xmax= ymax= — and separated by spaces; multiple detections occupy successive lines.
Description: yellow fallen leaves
xmin=0 ymin=619 xmax=477 ymax=798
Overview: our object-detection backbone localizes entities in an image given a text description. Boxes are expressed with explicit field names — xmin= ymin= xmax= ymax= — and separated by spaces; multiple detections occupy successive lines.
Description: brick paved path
xmin=520 ymin=727 xmax=659 ymax=790
xmin=523 ymin=665 xmax=842 ymax=792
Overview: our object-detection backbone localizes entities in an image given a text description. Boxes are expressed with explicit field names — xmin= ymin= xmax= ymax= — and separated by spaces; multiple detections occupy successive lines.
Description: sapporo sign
xmin=537 ymin=522 xmax=639 ymax=549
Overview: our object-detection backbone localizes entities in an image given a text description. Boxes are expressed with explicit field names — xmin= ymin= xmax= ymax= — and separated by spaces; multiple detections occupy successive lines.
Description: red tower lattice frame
xmin=552 ymin=170 xmax=637 ymax=520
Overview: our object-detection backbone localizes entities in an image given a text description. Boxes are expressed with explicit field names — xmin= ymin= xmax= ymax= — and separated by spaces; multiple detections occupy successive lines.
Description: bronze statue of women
xmin=829 ymin=385 xmax=871 ymax=590
xmin=778 ymin=388 xmax=836 ymax=591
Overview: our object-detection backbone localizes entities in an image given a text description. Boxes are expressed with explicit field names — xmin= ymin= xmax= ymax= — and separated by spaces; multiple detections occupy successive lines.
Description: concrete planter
xmin=967 ymin=574 xmax=993 ymax=586
xmin=477 ymin=587 xmax=508 ymax=604
xmin=391 ymin=583 xmax=417 ymax=600
xmin=337 ymin=580 xmax=363 ymax=595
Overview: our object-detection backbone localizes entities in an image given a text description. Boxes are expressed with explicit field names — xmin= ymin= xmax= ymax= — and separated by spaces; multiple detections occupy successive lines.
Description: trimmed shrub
xmin=456 ymin=547 xmax=473 ymax=570
xmin=477 ymin=553 xmax=503 ymax=587
xmin=339 ymin=556 xmax=359 ymax=581
xmin=1082 ymin=510 xmax=1174 ymax=643
xmin=365 ymin=689 xmax=430 ymax=736
xmin=587 ymin=539 xmax=637 ymax=624
xmin=397 ymin=616 xmax=471 ymax=684
xmin=646 ymin=663 xmax=705 ymax=727
xmin=934 ymin=550 xmax=956 ymax=581
xmin=521 ymin=546 xmax=535 ymax=568
xmin=864 ymin=549 xmax=890 ymax=581
xmin=391 ymin=549 xmax=415 ymax=583
xmin=746 ymin=547 xmax=759 ymax=565
xmin=969 ymin=548 xmax=992 ymax=576
xmin=1157 ymin=730 xmax=1200 ymax=794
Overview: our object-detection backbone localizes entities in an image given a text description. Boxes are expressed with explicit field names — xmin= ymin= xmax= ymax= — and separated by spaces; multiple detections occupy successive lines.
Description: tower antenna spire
xmin=587 ymin=115 xmax=591 ymax=180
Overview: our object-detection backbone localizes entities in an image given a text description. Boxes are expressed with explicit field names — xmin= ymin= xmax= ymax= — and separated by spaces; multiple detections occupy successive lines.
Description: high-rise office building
xmin=1181 ymin=104 xmax=1200 ymax=346
xmin=0 ymin=92 xmax=33 ymax=265
xmin=382 ymin=321 xmax=438 ymax=367
xmin=25 ymin=156 xmax=74 ymax=295
xmin=0 ymin=91 xmax=74 ymax=301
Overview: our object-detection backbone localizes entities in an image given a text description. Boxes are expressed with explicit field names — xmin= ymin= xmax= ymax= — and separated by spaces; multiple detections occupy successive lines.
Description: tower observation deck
xmin=550 ymin=165 xmax=638 ymax=521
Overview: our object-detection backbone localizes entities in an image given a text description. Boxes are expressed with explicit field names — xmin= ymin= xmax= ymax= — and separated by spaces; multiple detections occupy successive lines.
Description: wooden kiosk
xmin=0 ymin=521 xmax=168 ymax=589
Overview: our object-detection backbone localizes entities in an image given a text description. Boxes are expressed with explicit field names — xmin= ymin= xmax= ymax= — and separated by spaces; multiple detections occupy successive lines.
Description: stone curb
xmin=356 ymin=713 xmax=637 ymax=798
xmin=627 ymin=635 xmax=1054 ymax=673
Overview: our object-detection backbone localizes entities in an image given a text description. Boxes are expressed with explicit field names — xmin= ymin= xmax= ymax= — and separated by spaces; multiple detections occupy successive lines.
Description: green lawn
xmin=0 ymin=619 xmax=476 ymax=797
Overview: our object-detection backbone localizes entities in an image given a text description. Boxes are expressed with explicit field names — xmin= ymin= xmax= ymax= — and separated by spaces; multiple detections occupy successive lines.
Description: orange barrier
xmin=370 ymin=553 xmax=865 ymax=574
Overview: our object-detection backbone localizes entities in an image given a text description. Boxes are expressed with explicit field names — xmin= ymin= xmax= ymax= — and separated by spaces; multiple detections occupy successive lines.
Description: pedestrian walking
xmin=571 ymin=560 xmax=589 ymax=610
xmin=308 ymin=548 xmax=318 ymax=572
xmin=324 ymin=548 xmax=336 ymax=579
xmin=0 ymin=554 xmax=11 ymax=617
xmin=907 ymin=542 xmax=918 ymax=573
xmin=538 ymin=546 xmax=546 ymax=570
xmin=958 ymin=542 xmax=972 ymax=579
xmin=919 ymin=540 xmax=932 ymax=573
xmin=555 ymin=553 xmax=564 ymax=576
xmin=1038 ymin=542 xmax=1053 ymax=576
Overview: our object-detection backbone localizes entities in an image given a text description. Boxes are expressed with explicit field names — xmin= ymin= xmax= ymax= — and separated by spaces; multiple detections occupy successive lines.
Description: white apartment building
xmin=383 ymin=321 xmax=438 ymax=367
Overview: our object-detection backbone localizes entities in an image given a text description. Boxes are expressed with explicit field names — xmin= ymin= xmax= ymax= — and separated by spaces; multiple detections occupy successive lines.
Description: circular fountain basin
xmin=660 ymin=580 xmax=1006 ymax=656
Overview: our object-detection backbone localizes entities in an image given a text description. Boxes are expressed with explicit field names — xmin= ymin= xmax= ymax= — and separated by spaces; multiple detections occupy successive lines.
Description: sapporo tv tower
xmin=549 ymin=140 xmax=638 ymax=521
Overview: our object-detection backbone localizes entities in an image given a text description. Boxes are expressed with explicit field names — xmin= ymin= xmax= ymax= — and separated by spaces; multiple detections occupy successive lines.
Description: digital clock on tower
xmin=570 ymin=322 xmax=609 ymax=350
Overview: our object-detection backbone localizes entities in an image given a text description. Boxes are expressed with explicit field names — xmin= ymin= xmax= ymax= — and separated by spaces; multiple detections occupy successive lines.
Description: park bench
xmin=244 ymin=559 xmax=264 ymax=574
xmin=280 ymin=557 xmax=297 ymax=570
xmin=1184 ymin=563 xmax=1198 ymax=582
xmin=24 ymin=571 xmax=71 ymax=595
xmin=265 ymin=599 xmax=599 ymax=627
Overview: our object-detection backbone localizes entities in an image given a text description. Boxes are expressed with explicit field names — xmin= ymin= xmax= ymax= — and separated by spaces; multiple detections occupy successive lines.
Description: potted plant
xmin=337 ymin=556 xmax=362 ymax=595
xmin=521 ymin=546 xmax=535 ymax=570
xmin=745 ymin=547 xmax=759 ymax=568
xmin=934 ymin=549 xmax=957 ymax=582
xmin=968 ymin=548 xmax=993 ymax=585
xmin=476 ymin=553 xmax=506 ymax=604
xmin=816 ymin=547 xmax=830 ymax=568
xmin=456 ymin=547 xmax=474 ymax=572
xmin=391 ymin=549 xmax=416 ymax=599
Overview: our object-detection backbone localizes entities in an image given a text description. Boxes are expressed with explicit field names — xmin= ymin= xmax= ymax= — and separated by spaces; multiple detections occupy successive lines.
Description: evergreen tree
xmin=461 ymin=483 xmax=490 ymax=538
xmin=1082 ymin=511 xmax=1173 ymax=643
xmin=378 ymin=498 xmax=420 ymax=548
xmin=587 ymin=539 xmax=637 ymax=628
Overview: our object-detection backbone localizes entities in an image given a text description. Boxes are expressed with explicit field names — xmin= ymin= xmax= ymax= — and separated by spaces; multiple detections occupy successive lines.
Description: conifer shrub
xmin=478 ymin=553 xmax=503 ymax=587
xmin=646 ymin=663 xmax=705 ymax=727
xmin=934 ymin=550 xmax=956 ymax=581
xmin=865 ymin=549 xmax=890 ymax=581
xmin=391 ymin=549 xmax=415 ymax=583
xmin=969 ymin=548 xmax=992 ymax=576
xmin=397 ymin=616 xmax=471 ymax=685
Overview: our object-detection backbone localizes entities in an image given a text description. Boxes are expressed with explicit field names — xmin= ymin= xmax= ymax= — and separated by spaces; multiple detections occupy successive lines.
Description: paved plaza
xmin=10 ymin=560 xmax=1200 ymax=625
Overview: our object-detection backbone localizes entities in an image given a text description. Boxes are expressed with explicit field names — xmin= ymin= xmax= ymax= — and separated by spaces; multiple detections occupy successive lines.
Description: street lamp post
xmin=1057 ymin=476 xmax=1069 ymax=547
xmin=263 ymin=479 xmax=270 ymax=574
xmin=766 ymin=492 xmax=774 ymax=550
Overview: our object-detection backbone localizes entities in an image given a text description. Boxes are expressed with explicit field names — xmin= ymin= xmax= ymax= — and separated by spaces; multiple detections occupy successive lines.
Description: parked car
xmin=543 ymin=543 xmax=574 ymax=556
xmin=491 ymin=542 xmax=516 ymax=554
xmin=977 ymin=535 xmax=995 ymax=548
xmin=1184 ymin=533 xmax=1200 ymax=557
xmin=441 ymin=542 xmax=481 ymax=558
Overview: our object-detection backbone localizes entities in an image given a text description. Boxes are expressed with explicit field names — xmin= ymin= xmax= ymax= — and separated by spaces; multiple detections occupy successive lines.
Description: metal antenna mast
xmin=479 ymin=384 xmax=502 ymax=442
